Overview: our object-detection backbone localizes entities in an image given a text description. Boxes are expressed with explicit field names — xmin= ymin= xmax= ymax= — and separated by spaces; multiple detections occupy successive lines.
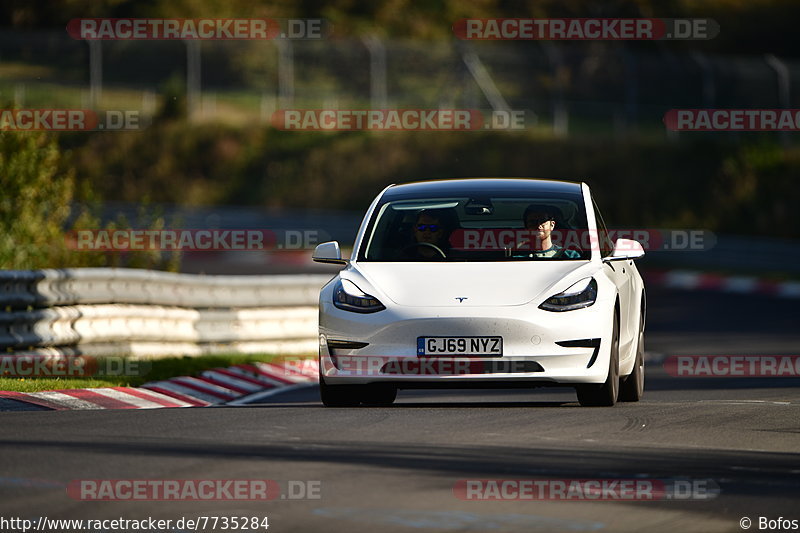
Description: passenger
xmin=519 ymin=204 xmax=580 ymax=259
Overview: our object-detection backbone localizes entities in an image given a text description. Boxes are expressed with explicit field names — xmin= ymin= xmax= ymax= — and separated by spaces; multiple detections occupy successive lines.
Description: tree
xmin=0 ymin=129 xmax=180 ymax=270
xmin=0 ymin=130 xmax=77 ymax=269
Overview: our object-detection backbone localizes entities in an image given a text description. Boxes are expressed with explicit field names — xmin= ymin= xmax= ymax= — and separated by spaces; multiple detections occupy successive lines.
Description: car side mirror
xmin=604 ymin=238 xmax=645 ymax=262
xmin=312 ymin=241 xmax=348 ymax=265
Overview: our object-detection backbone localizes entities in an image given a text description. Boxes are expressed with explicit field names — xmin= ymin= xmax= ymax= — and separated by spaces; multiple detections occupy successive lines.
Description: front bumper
xmin=319 ymin=299 xmax=614 ymax=387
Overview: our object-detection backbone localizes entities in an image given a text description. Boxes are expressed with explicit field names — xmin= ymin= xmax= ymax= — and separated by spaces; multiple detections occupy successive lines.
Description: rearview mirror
xmin=312 ymin=241 xmax=348 ymax=265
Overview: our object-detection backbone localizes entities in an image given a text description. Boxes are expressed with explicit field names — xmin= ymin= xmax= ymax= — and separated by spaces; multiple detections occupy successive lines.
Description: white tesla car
xmin=312 ymin=178 xmax=646 ymax=407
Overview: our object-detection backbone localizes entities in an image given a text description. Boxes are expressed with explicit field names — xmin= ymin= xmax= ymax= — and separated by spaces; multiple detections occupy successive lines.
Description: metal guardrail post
xmin=88 ymin=40 xmax=102 ymax=109
xmin=459 ymin=43 xmax=511 ymax=114
xmin=765 ymin=54 xmax=791 ymax=147
xmin=543 ymin=43 xmax=568 ymax=137
xmin=277 ymin=39 xmax=295 ymax=109
xmin=362 ymin=35 xmax=388 ymax=109
xmin=185 ymin=40 xmax=202 ymax=121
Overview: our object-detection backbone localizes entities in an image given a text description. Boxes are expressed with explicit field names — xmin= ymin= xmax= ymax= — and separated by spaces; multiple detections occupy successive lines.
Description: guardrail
xmin=0 ymin=268 xmax=331 ymax=358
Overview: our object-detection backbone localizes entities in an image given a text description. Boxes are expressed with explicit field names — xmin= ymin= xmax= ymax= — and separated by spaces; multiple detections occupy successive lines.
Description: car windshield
xmin=360 ymin=194 xmax=591 ymax=262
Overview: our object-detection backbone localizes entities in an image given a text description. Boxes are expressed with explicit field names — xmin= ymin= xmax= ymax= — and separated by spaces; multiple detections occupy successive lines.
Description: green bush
xmin=0 ymin=129 xmax=180 ymax=270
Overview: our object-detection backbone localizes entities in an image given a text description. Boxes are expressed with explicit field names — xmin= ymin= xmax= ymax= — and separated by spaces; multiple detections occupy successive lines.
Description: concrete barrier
xmin=0 ymin=268 xmax=330 ymax=357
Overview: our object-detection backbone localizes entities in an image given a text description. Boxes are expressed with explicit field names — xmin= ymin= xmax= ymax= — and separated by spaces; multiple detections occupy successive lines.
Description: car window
xmin=361 ymin=195 xmax=590 ymax=261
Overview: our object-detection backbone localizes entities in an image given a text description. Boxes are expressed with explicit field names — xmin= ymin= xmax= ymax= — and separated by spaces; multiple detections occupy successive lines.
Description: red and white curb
xmin=0 ymin=386 xmax=197 ymax=410
xmin=142 ymin=361 xmax=318 ymax=406
xmin=0 ymin=360 xmax=319 ymax=411
xmin=644 ymin=270 xmax=800 ymax=298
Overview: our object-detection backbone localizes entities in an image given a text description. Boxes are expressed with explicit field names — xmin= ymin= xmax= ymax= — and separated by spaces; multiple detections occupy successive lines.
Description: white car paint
xmin=314 ymin=178 xmax=645 ymax=403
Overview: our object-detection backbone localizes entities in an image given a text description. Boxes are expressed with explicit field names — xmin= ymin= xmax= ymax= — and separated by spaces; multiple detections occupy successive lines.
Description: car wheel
xmin=319 ymin=376 xmax=361 ymax=407
xmin=619 ymin=316 xmax=645 ymax=402
xmin=576 ymin=311 xmax=620 ymax=407
xmin=361 ymin=384 xmax=397 ymax=407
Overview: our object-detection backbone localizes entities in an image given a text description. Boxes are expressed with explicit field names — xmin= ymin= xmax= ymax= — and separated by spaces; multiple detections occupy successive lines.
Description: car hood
xmin=351 ymin=261 xmax=596 ymax=307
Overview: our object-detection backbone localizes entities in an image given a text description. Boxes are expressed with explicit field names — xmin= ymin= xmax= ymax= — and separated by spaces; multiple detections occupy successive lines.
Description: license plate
xmin=417 ymin=336 xmax=503 ymax=356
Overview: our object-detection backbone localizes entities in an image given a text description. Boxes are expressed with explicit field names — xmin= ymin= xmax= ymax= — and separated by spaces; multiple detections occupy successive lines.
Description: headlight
xmin=333 ymin=279 xmax=386 ymax=313
xmin=539 ymin=278 xmax=598 ymax=312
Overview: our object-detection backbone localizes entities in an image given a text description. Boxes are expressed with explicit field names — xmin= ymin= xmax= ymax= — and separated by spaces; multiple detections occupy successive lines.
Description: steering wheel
xmin=402 ymin=242 xmax=447 ymax=258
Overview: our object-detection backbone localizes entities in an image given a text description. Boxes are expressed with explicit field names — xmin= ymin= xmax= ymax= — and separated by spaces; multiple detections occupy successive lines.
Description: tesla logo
xmin=455 ymin=297 xmax=468 ymax=303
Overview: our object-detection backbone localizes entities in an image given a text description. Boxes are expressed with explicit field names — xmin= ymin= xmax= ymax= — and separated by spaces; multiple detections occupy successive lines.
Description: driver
xmin=402 ymin=208 xmax=456 ymax=260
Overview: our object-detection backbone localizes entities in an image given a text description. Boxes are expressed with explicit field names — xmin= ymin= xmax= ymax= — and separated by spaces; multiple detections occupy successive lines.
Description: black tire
xmin=576 ymin=311 xmax=620 ymax=407
xmin=360 ymin=384 xmax=397 ymax=406
xmin=319 ymin=376 xmax=360 ymax=407
xmin=619 ymin=330 xmax=645 ymax=402
xmin=319 ymin=368 xmax=396 ymax=407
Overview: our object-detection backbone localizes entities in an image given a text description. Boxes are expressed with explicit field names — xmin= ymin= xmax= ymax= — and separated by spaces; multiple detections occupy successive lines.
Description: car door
xmin=593 ymin=199 xmax=636 ymax=362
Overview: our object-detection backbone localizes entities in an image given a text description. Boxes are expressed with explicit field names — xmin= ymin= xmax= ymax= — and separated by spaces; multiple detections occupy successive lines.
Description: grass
xmin=0 ymin=352 xmax=315 ymax=393
xmin=0 ymin=377 xmax=134 ymax=393
xmin=0 ymin=62 xmax=61 ymax=81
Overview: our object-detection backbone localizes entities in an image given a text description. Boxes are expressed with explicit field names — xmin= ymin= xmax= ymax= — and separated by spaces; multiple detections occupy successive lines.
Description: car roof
xmin=382 ymin=178 xmax=584 ymax=200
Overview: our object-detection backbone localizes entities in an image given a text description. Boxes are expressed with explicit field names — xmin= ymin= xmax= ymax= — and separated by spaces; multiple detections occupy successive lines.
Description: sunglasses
xmin=415 ymin=224 xmax=440 ymax=232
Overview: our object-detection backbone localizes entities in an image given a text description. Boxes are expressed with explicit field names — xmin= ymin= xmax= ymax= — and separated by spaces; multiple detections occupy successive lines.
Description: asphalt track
xmin=1 ymin=287 xmax=799 ymax=533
